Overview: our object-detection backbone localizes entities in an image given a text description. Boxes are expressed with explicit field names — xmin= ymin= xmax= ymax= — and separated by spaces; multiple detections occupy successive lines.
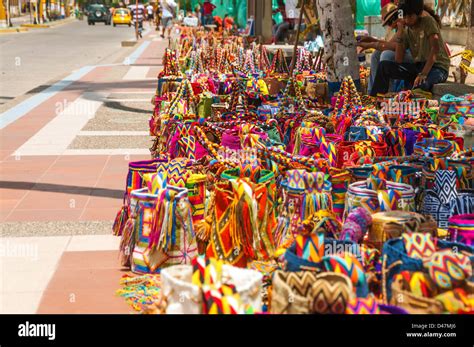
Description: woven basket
xmin=389 ymin=277 xmax=444 ymax=314
xmin=369 ymin=211 xmax=437 ymax=250
xmin=448 ymin=213 xmax=474 ymax=246
xmin=345 ymin=180 xmax=416 ymax=218
xmin=161 ymin=264 xmax=262 ymax=314
xmin=271 ymin=270 xmax=353 ymax=314
xmin=381 ymin=237 xmax=474 ymax=301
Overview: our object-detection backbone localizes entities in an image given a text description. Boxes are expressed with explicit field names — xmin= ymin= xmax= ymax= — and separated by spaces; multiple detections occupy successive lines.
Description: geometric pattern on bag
xmin=310 ymin=272 xmax=353 ymax=314
xmin=270 ymin=270 xmax=353 ymax=314
xmin=277 ymin=271 xmax=320 ymax=298
xmin=322 ymin=252 xmax=368 ymax=297
xmin=449 ymin=192 xmax=474 ymax=216
xmin=402 ymin=232 xmax=437 ymax=260
xmin=131 ymin=195 xmax=167 ymax=274
xmin=131 ymin=186 xmax=198 ymax=274
xmin=393 ymin=270 xmax=438 ymax=298
xmin=435 ymin=170 xmax=458 ymax=205
xmin=423 ymin=249 xmax=472 ymax=290
xmin=344 ymin=179 xmax=415 ymax=219
xmin=422 ymin=171 xmax=473 ymax=228
xmin=191 ymin=256 xmax=243 ymax=314
xmin=345 ymin=297 xmax=381 ymax=314
xmin=421 ymin=191 xmax=452 ymax=228
xmin=206 ymin=172 xmax=273 ymax=268
xmin=113 ymin=157 xmax=169 ymax=236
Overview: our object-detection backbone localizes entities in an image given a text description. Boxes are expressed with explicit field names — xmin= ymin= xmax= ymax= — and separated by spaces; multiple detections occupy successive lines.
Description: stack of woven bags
xmin=113 ymin=30 xmax=474 ymax=314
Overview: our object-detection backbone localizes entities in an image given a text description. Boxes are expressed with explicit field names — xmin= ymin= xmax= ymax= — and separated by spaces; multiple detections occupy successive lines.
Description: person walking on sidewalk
xmin=161 ymin=0 xmax=177 ymax=39
xmin=202 ymin=0 xmax=216 ymax=26
xmin=155 ymin=4 xmax=162 ymax=31
xmin=370 ymin=0 xmax=450 ymax=96
xmin=146 ymin=3 xmax=154 ymax=26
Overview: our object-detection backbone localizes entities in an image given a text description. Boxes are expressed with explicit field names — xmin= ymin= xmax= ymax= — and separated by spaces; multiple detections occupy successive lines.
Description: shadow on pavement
xmin=0 ymin=181 xmax=123 ymax=199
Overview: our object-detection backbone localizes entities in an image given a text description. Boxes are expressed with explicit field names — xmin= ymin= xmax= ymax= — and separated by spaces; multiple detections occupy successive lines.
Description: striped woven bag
xmin=206 ymin=165 xmax=277 ymax=268
xmin=132 ymin=185 xmax=198 ymax=274
xmin=274 ymin=170 xmax=333 ymax=250
xmin=271 ymin=271 xmax=353 ymax=314
xmin=113 ymin=157 xmax=168 ymax=237
xmin=438 ymin=94 xmax=474 ymax=125
xmin=344 ymin=177 xmax=415 ymax=219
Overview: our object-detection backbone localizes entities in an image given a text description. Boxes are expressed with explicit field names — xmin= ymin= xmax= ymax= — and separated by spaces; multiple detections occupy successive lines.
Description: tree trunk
xmin=467 ymin=0 xmax=474 ymax=50
xmin=459 ymin=0 xmax=474 ymax=83
xmin=316 ymin=0 xmax=359 ymax=82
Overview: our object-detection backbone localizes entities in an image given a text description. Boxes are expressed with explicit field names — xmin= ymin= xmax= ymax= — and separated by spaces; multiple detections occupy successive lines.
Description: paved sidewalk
xmin=0 ymin=28 xmax=166 ymax=313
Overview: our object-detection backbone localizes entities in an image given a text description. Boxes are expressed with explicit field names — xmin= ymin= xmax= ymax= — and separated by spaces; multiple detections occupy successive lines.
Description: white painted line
xmin=9 ymin=148 xmax=150 ymax=156
xmin=62 ymin=149 xmax=150 ymax=155
xmin=123 ymin=40 xmax=151 ymax=65
xmin=0 ymin=65 xmax=95 ymax=130
xmin=105 ymin=98 xmax=151 ymax=102
xmin=122 ymin=66 xmax=151 ymax=80
xmin=66 ymin=235 xmax=121 ymax=252
xmin=78 ymin=131 xmax=149 ymax=136
xmin=13 ymin=92 xmax=106 ymax=156
xmin=108 ymin=91 xmax=152 ymax=94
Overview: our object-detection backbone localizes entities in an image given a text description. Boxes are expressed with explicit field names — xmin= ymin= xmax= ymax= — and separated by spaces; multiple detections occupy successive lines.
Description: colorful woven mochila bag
xmin=421 ymin=170 xmax=474 ymax=228
xmin=141 ymin=158 xmax=208 ymax=232
xmin=387 ymin=165 xmax=421 ymax=187
xmin=438 ymin=94 xmax=474 ymax=125
xmin=421 ymin=157 xmax=473 ymax=190
xmin=113 ymin=157 xmax=168 ymax=237
xmin=270 ymin=270 xmax=354 ymax=314
xmin=329 ymin=168 xmax=352 ymax=220
xmin=132 ymin=185 xmax=198 ymax=274
xmin=206 ymin=164 xmax=277 ymax=268
xmin=274 ymin=170 xmax=334 ymax=250
xmin=167 ymin=121 xmax=208 ymax=160
xmin=119 ymin=188 xmax=158 ymax=268
xmin=344 ymin=176 xmax=416 ymax=219
xmin=160 ymin=257 xmax=262 ymax=314
xmin=381 ymin=233 xmax=474 ymax=305
xmin=448 ymin=214 xmax=474 ymax=246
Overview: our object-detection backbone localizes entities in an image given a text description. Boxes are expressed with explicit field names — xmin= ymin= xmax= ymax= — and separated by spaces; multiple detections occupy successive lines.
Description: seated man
xmin=370 ymin=0 xmax=450 ymax=96
xmin=357 ymin=2 xmax=413 ymax=94
xmin=272 ymin=0 xmax=299 ymax=43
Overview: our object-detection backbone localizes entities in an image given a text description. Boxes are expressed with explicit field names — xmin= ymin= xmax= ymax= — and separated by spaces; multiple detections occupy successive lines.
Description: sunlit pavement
xmin=0 ymin=20 xmax=167 ymax=313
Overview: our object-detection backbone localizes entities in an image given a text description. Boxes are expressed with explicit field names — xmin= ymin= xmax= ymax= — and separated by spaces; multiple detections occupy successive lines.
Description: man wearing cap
xmin=370 ymin=0 xmax=449 ymax=96
xmin=357 ymin=2 xmax=413 ymax=94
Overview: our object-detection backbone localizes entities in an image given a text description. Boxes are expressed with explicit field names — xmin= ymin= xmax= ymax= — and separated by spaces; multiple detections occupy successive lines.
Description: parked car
xmin=87 ymin=4 xmax=111 ymax=25
xmin=112 ymin=8 xmax=132 ymax=27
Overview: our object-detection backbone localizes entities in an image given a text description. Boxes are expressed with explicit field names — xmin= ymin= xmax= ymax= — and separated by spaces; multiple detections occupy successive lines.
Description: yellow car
xmin=113 ymin=8 xmax=132 ymax=27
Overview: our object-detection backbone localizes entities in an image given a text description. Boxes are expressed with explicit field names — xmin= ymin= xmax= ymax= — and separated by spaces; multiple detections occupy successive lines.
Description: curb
xmin=49 ymin=17 xmax=76 ymax=27
xmin=0 ymin=27 xmax=29 ymax=34
xmin=19 ymin=17 xmax=76 ymax=29
xmin=21 ymin=23 xmax=50 ymax=28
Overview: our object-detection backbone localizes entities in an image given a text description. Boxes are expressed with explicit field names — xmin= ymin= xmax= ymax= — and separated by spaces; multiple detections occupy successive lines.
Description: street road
xmin=0 ymin=20 xmax=135 ymax=105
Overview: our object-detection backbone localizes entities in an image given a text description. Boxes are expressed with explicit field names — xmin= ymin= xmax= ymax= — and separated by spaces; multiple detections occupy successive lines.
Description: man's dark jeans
xmin=370 ymin=61 xmax=448 ymax=96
